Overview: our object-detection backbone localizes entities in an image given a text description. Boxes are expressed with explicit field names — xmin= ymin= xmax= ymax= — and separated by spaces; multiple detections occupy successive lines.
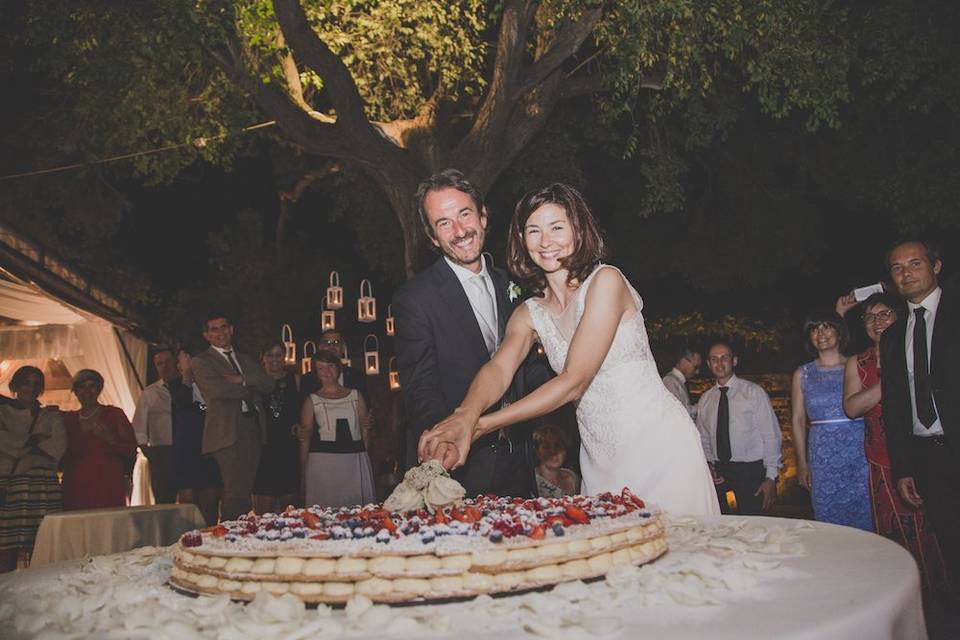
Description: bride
xmin=419 ymin=183 xmax=720 ymax=516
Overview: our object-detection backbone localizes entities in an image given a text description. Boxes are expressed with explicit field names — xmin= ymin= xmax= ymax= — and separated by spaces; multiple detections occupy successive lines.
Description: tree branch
xmin=452 ymin=0 xmax=536 ymax=176
xmin=272 ymin=0 xmax=379 ymax=141
xmin=515 ymin=8 xmax=603 ymax=98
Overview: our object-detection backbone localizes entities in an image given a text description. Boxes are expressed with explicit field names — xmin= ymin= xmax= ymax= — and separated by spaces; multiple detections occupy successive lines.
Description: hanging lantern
xmin=363 ymin=334 xmax=380 ymax=375
xmin=385 ymin=304 xmax=395 ymax=336
xmin=326 ymin=271 xmax=343 ymax=309
xmin=388 ymin=356 xmax=400 ymax=390
xmin=282 ymin=324 xmax=296 ymax=366
xmin=320 ymin=298 xmax=336 ymax=331
xmin=341 ymin=342 xmax=351 ymax=368
xmin=358 ymin=279 xmax=376 ymax=323
xmin=301 ymin=341 xmax=316 ymax=375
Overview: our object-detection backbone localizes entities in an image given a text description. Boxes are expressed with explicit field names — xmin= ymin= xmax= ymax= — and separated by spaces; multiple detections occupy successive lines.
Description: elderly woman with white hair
xmin=60 ymin=369 xmax=137 ymax=510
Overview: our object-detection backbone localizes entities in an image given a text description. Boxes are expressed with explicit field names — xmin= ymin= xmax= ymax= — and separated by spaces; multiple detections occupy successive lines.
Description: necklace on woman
xmin=79 ymin=405 xmax=101 ymax=420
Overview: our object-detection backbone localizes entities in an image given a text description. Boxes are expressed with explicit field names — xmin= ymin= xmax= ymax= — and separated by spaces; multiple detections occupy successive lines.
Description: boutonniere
xmin=507 ymin=281 xmax=522 ymax=302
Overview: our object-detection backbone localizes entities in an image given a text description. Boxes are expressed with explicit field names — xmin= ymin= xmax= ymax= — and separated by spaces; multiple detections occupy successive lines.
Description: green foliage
xmin=647 ymin=312 xmax=789 ymax=353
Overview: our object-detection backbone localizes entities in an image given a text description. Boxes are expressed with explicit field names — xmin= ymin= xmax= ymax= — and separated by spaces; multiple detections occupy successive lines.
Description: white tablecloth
xmin=3 ymin=515 xmax=925 ymax=639
xmin=30 ymin=504 xmax=206 ymax=567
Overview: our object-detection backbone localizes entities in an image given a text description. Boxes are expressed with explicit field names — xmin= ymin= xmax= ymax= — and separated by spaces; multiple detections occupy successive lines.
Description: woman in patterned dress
xmin=791 ymin=311 xmax=872 ymax=530
xmin=842 ymin=292 xmax=946 ymax=599
xmin=0 ymin=366 xmax=65 ymax=572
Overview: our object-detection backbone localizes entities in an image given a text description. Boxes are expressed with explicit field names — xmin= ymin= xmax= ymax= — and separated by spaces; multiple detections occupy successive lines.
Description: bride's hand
xmin=418 ymin=408 xmax=478 ymax=469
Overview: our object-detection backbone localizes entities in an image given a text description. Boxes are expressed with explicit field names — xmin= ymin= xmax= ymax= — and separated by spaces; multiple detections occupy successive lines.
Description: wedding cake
xmin=169 ymin=463 xmax=666 ymax=604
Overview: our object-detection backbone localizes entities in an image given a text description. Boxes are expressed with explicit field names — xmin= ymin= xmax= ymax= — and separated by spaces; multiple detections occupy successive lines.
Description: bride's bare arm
xmin=478 ymin=269 xmax=633 ymax=436
xmin=418 ymin=305 xmax=537 ymax=464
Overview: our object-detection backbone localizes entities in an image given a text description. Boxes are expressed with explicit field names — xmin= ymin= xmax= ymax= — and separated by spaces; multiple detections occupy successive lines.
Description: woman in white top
xmin=299 ymin=350 xmax=375 ymax=508
xmin=419 ymin=183 xmax=719 ymax=515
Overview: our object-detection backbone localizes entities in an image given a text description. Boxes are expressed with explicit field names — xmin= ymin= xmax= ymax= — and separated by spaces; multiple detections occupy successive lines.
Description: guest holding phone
xmin=842 ymin=292 xmax=946 ymax=601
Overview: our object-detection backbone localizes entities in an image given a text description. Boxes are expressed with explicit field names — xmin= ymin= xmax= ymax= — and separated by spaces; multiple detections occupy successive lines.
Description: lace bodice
xmin=799 ymin=362 xmax=851 ymax=423
xmin=525 ymin=266 xmax=663 ymax=460
xmin=522 ymin=265 xmax=719 ymax=514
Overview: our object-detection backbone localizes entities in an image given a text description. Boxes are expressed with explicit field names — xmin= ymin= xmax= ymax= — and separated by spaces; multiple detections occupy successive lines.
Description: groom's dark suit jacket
xmin=394 ymin=256 xmax=550 ymax=497
xmin=880 ymin=287 xmax=960 ymax=481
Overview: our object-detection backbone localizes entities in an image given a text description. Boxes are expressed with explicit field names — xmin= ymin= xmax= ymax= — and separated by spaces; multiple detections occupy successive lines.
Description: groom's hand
xmin=418 ymin=408 xmax=477 ymax=469
xmin=431 ymin=441 xmax=462 ymax=471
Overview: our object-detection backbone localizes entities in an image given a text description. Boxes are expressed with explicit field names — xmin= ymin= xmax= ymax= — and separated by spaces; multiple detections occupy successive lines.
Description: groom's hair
xmin=507 ymin=183 xmax=607 ymax=298
xmin=415 ymin=169 xmax=485 ymax=241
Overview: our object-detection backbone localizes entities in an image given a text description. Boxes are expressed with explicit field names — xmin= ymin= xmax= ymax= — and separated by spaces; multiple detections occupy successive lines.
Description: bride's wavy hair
xmin=507 ymin=183 xmax=607 ymax=298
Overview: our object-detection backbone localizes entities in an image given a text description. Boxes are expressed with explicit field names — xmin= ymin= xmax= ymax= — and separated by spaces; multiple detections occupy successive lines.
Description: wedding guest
xmin=697 ymin=342 xmax=781 ymax=515
xmin=0 ymin=366 xmax=65 ymax=572
xmin=792 ymin=311 xmax=872 ymax=530
xmin=61 ymin=370 xmax=138 ymax=510
xmin=299 ymin=350 xmax=375 ymax=508
xmin=191 ymin=312 xmax=274 ymax=520
xmin=880 ymin=239 xmax=960 ymax=603
xmin=533 ymin=424 xmax=579 ymax=498
xmin=842 ymin=292 xmax=947 ymax=600
xmin=253 ymin=342 xmax=301 ymax=514
xmin=662 ymin=347 xmax=702 ymax=419
xmin=131 ymin=348 xmax=180 ymax=503
xmin=300 ymin=329 xmax=367 ymax=397
xmin=171 ymin=350 xmax=222 ymax=526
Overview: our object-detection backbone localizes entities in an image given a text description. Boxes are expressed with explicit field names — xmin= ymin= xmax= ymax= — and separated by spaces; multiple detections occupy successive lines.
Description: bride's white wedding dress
xmin=525 ymin=265 xmax=720 ymax=515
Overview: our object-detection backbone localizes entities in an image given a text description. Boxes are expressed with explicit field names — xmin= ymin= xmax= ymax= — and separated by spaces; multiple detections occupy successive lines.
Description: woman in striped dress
xmin=0 ymin=366 xmax=66 ymax=572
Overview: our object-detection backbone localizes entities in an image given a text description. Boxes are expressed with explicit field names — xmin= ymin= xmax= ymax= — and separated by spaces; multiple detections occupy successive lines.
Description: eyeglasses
xmin=320 ymin=339 xmax=342 ymax=346
xmin=863 ymin=309 xmax=895 ymax=324
xmin=809 ymin=323 xmax=836 ymax=334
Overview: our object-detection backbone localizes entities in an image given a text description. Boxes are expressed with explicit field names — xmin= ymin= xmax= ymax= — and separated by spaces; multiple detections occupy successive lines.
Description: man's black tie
xmin=224 ymin=350 xmax=242 ymax=375
xmin=717 ymin=386 xmax=732 ymax=463
xmin=913 ymin=307 xmax=937 ymax=427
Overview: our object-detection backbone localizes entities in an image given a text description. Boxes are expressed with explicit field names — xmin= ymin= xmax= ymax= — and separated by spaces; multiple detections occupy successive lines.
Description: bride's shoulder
xmin=583 ymin=264 xmax=629 ymax=295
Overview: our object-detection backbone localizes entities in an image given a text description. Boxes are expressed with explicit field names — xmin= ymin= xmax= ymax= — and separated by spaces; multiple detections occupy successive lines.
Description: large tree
xmin=5 ymin=0 xmax=865 ymax=276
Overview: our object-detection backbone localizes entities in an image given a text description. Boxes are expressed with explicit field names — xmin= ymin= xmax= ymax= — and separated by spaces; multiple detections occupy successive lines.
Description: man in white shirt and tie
xmin=880 ymin=239 xmax=960 ymax=602
xmin=696 ymin=341 xmax=781 ymax=515
xmin=662 ymin=347 xmax=701 ymax=419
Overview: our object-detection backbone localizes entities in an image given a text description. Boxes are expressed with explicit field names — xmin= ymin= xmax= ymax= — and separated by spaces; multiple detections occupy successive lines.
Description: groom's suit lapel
xmin=488 ymin=266 xmax=512 ymax=342
xmin=432 ymin=258 xmax=490 ymax=363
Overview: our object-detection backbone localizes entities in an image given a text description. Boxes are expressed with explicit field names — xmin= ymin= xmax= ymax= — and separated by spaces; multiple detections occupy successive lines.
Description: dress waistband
xmin=810 ymin=418 xmax=862 ymax=425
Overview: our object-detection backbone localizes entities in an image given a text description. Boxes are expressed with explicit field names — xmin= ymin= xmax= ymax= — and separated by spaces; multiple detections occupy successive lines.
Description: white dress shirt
xmin=131 ymin=379 xmax=173 ymax=446
xmin=445 ymin=256 xmax=500 ymax=351
xmin=696 ymin=374 xmax=782 ymax=480
xmin=662 ymin=368 xmax=696 ymax=419
xmin=213 ymin=344 xmax=249 ymax=412
xmin=905 ymin=286 xmax=944 ymax=436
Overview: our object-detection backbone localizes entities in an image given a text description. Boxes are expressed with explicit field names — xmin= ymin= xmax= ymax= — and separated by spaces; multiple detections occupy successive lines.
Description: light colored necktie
xmin=470 ymin=274 xmax=498 ymax=356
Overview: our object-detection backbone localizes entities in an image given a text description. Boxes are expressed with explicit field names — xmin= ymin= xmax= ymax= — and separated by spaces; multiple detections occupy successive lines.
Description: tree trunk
xmin=363 ymin=164 xmax=427 ymax=280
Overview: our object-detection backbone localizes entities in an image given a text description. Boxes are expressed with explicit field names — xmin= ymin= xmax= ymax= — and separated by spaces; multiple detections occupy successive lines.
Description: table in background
xmin=30 ymin=503 xmax=206 ymax=567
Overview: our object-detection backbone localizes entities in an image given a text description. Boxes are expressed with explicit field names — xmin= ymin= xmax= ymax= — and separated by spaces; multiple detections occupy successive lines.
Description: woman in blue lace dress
xmin=791 ymin=311 xmax=871 ymax=530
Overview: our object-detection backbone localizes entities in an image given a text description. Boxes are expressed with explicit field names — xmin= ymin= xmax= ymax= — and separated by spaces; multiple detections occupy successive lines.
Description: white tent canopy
xmin=0 ymin=277 xmax=146 ymax=420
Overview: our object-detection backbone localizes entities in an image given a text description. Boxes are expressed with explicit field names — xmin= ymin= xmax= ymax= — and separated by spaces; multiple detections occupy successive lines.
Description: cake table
xmin=0 ymin=515 xmax=925 ymax=639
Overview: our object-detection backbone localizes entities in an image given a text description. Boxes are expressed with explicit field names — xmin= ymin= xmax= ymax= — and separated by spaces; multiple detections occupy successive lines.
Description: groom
xmin=394 ymin=169 xmax=549 ymax=498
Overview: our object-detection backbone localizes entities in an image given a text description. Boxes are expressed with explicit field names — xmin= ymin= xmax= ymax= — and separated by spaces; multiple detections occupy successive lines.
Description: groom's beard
xmin=442 ymin=229 xmax=485 ymax=267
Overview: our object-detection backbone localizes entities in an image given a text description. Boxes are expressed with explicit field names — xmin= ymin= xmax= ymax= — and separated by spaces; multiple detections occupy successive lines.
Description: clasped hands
xmin=418 ymin=408 xmax=483 ymax=471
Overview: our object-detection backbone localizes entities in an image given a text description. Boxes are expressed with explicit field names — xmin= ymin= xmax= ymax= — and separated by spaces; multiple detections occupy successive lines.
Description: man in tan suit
xmin=191 ymin=313 xmax=273 ymax=520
